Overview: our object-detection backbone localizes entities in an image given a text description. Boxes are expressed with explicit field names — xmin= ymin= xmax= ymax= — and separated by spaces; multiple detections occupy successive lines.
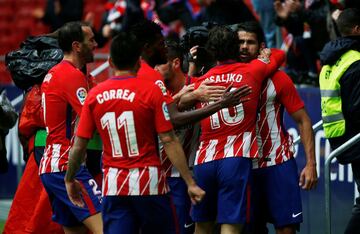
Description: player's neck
xmin=169 ymin=72 xmax=186 ymax=94
xmin=114 ymin=70 xmax=137 ymax=77
xmin=63 ymin=54 xmax=84 ymax=70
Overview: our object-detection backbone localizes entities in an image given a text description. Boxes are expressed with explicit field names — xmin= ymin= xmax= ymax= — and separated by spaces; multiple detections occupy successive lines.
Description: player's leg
xmin=63 ymin=225 xmax=88 ymax=234
xmin=191 ymin=161 xmax=218 ymax=234
xmin=102 ymin=196 xmax=138 ymax=234
xmin=220 ymin=223 xmax=243 ymax=234
xmin=167 ymin=177 xmax=194 ymax=234
xmin=216 ymin=157 xmax=252 ymax=234
xmin=275 ymin=225 xmax=296 ymax=234
xmin=82 ymin=213 xmax=103 ymax=234
xmin=134 ymin=194 xmax=178 ymax=234
xmin=344 ymin=161 xmax=360 ymax=234
xmin=195 ymin=221 xmax=215 ymax=234
xmin=265 ymin=159 xmax=302 ymax=234
xmin=249 ymin=167 xmax=270 ymax=234
xmin=40 ymin=167 xmax=102 ymax=234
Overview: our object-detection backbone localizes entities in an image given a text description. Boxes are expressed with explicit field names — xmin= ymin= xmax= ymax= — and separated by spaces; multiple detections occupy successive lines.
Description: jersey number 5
xmin=101 ymin=111 xmax=139 ymax=158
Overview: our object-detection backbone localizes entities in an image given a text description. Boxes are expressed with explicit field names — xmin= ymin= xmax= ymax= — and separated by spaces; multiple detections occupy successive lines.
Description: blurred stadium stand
xmin=0 ymin=0 xmax=108 ymax=85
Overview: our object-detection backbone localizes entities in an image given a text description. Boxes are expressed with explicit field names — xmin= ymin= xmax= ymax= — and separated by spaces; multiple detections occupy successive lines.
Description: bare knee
xmin=82 ymin=213 xmax=103 ymax=234
xmin=221 ymin=223 xmax=243 ymax=234
xmin=195 ymin=221 xmax=215 ymax=234
xmin=275 ymin=225 xmax=296 ymax=234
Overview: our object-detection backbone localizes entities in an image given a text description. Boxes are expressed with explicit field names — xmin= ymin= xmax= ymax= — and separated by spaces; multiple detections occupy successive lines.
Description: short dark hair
xmin=165 ymin=40 xmax=183 ymax=63
xmin=58 ymin=21 xmax=89 ymax=53
xmin=205 ymin=26 xmax=239 ymax=62
xmin=235 ymin=21 xmax=265 ymax=45
xmin=129 ymin=19 xmax=163 ymax=48
xmin=110 ymin=32 xmax=142 ymax=70
xmin=336 ymin=8 xmax=360 ymax=36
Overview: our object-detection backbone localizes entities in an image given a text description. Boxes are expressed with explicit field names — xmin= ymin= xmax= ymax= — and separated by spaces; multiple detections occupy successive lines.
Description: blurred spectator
xmin=197 ymin=0 xmax=256 ymax=25
xmin=274 ymin=0 xmax=329 ymax=86
xmin=252 ymin=0 xmax=282 ymax=48
xmin=33 ymin=0 xmax=84 ymax=31
xmin=0 ymin=89 xmax=18 ymax=173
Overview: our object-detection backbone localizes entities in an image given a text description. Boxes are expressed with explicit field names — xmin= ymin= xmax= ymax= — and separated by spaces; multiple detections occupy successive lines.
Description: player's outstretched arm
xmin=169 ymin=84 xmax=252 ymax=127
xmin=65 ymin=136 xmax=89 ymax=207
xmin=291 ymin=108 xmax=318 ymax=190
xmin=159 ymin=130 xmax=205 ymax=204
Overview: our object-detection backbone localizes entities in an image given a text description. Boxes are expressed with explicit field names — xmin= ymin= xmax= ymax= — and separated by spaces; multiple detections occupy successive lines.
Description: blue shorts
xmin=191 ymin=157 xmax=252 ymax=224
xmin=40 ymin=166 xmax=102 ymax=227
xmin=102 ymin=194 xmax=178 ymax=234
xmin=251 ymin=158 xmax=302 ymax=229
xmin=168 ymin=177 xmax=194 ymax=234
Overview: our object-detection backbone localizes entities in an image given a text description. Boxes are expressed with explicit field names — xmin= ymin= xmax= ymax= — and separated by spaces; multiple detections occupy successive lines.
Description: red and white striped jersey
xmin=76 ymin=75 xmax=173 ymax=196
xmin=102 ymin=166 xmax=169 ymax=196
xmin=159 ymin=76 xmax=197 ymax=177
xmin=254 ymin=71 xmax=304 ymax=168
xmin=39 ymin=61 xmax=94 ymax=174
xmin=160 ymin=120 xmax=195 ymax=177
xmin=193 ymin=49 xmax=285 ymax=166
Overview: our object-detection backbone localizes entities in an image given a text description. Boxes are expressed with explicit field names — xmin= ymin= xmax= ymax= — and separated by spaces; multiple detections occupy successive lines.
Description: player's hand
xmin=299 ymin=163 xmax=318 ymax=190
xmin=178 ymin=84 xmax=195 ymax=97
xmin=188 ymin=184 xmax=206 ymax=205
xmin=258 ymin=48 xmax=271 ymax=63
xmin=194 ymin=80 xmax=226 ymax=102
xmin=220 ymin=84 xmax=252 ymax=108
xmin=65 ymin=179 xmax=86 ymax=207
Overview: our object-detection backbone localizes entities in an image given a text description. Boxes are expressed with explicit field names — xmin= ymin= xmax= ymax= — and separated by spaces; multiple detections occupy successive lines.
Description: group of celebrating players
xmin=9 ymin=18 xmax=319 ymax=234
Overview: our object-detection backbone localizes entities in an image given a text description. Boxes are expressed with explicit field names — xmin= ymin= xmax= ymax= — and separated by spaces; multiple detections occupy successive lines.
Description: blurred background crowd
xmin=0 ymin=0 xmax=359 ymax=86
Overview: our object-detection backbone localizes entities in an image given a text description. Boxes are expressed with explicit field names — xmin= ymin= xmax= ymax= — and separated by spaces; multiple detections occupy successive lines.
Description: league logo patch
xmin=162 ymin=102 xmax=170 ymax=120
xmin=43 ymin=73 xmax=52 ymax=83
xmin=155 ymin=80 xmax=168 ymax=96
xmin=76 ymin=87 xmax=87 ymax=105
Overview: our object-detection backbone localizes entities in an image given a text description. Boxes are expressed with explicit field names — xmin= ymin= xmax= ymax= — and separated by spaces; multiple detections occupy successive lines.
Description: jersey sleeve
xmin=76 ymin=93 xmax=96 ymax=139
xmin=249 ymin=48 xmax=285 ymax=83
xmin=150 ymin=85 xmax=174 ymax=133
xmin=154 ymin=79 xmax=174 ymax=105
xmin=62 ymin=71 xmax=88 ymax=115
xmin=275 ymin=71 xmax=304 ymax=114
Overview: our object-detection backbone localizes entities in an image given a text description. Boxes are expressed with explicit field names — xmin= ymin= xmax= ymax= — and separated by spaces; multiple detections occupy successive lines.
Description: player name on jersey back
xmin=96 ymin=89 xmax=136 ymax=104
xmin=205 ymin=73 xmax=243 ymax=83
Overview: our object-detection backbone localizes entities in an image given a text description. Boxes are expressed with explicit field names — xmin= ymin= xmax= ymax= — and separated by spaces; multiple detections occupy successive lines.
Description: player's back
xmin=85 ymin=76 xmax=171 ymax=170
xmin=194 ymin=61 xmax=266 ymax=164
xmin=255 ymin=70 xmax=304 ymax=168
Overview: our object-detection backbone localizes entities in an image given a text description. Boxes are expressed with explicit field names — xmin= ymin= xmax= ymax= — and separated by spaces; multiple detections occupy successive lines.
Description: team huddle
xmin=38 ymin=19 xmax=317 ymax=234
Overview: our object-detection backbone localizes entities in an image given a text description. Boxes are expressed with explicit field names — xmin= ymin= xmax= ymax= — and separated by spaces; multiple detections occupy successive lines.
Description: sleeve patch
xmin=155 ymin=80 xmax=168 ymax=96
xmin=162 ymin=102 xmax=170 ymax=120
xmin=76 ymin=87 xmax=87 ymax=105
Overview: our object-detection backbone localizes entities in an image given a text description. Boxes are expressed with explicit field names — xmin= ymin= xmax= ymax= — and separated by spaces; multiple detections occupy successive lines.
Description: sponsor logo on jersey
xmin=76 ymin=87 xmax=87 ymax=105
xmin=155 ymin=80 xmax=168 ymax=96
xmin=162 ymin=102 xmax=170 ymax=120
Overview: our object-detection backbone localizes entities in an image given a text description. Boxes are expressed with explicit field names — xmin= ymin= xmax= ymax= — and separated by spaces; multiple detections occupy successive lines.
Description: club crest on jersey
xmin=155 ymin=80 xmax=167 ymax=96
xmin=162 ymin=102 xmax=170 ymax=120
xmin=43 ymin=73 xmax=52 ymax=83
xmin=76 ymin=87 xmax=87 ymax=105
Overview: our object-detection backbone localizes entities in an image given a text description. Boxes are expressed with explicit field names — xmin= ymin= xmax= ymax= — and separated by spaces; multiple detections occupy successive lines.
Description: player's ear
xmin=260 ymin=42 xmax=266 ymax=50
xmin=72 ymin=41 xmax=81 ymax=53
xmin=173 ymin=58 xmax=181 ymax=70
xmin=108 ymin=57 xmax=115 ymax=69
